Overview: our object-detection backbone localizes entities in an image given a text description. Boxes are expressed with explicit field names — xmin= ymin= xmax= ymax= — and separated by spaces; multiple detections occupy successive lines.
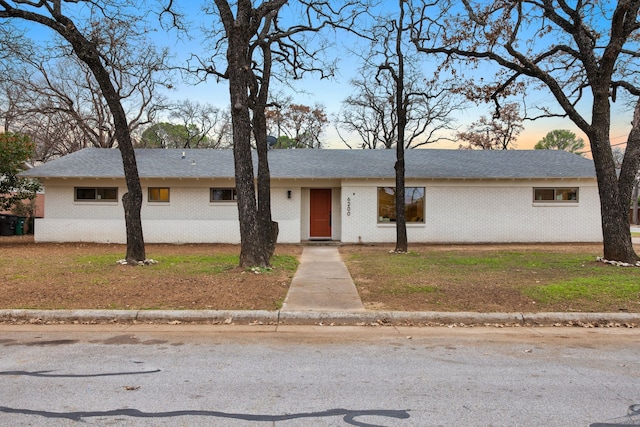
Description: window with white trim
xmin=148 ymin=187 xmax=170 ymax=202
xmin=533 ymin=187 xmax=578 ymax=202
xmin=75 ymin=187 xmax=118 ymax=202
xmin=210 ymin=188 xmax=237 ymax=202
xmin=377 ymin=187 xmax=425 ymax=223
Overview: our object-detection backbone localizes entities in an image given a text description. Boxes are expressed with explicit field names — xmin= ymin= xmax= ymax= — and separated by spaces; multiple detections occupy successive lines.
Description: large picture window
xmin=148 ymin=187 xmax=170 ymax=202
xmin=533 ymin=187 xmax=578 ymax=202
xmin=210 ymin=188 xmax=237 ymax=202
xmin=378 ymin=187 xmax=425 ymax=223
xmin=75 ymin=187 xmax=118 ymax=202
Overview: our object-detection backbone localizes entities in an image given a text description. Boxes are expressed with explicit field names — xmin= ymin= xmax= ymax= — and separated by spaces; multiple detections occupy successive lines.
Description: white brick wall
xmin=270 ymin=185 xmax=301 ymax=243
xmin=35 ymin=219 xmax=126 ymax=243
xmin=44 ymin=185 xmax=124 ymax=220
xmin=340 ymin=179 xmax=602 ymax=243
xmin=37 ymin=179 xmax=303 ymax=243
xmin=36 ymin=177 xmax=602 ymax=244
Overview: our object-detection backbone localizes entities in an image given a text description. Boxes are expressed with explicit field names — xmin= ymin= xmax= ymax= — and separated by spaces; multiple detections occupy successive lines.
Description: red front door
xmin=310 ymin=189 xmax=332 ymax=238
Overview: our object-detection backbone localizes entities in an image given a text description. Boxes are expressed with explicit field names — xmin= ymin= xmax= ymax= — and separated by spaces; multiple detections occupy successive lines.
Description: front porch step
xmin=299 ymin=240 xmax=343 ymax=246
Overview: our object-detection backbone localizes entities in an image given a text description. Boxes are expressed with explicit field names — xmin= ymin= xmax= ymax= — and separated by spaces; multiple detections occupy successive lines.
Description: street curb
xmin=1 ymin=309 xmax=639 ymax=327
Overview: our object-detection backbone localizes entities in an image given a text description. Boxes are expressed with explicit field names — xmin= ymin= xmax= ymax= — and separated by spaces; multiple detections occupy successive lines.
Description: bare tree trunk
xmin=221 ymin=3 xmax=273 ymax=268
xmin=394 ymin=0 xmax=407 ymax=253
xmin=227 ymin=42 xmax=262 ymax=266
xmin=70 ymin=46 xmax=145 ymax=264
xmin=408 ymin=0 xmax=640 ymax=263
xmin=254 ymin=113 xmax=279 ymax=262
xmin=122 ymin=191 xmax=144 ymax=262
xmin=214 ymin=0 xmax=286 ymax=268
xmin=590 ymin=97 xmax=639 ymax=263
xmin=0 ymin=3 xmax=147 ymax=263
xmin=61 ymin=20 xmax=146 ymax=263
xmin=625 ymin=100 xmax=640 ymax=228
xmin=598 ymin=187 xmax=637 ymax=263
xmin=254 ymin=43 xmax=279 ymax=262
xmin=632 ymin=180 xmax=639 ymax=225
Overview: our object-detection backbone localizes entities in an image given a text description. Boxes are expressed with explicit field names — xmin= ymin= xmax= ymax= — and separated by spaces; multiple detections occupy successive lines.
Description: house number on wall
xmin=347 ymin=197 xmax=351 ymax=216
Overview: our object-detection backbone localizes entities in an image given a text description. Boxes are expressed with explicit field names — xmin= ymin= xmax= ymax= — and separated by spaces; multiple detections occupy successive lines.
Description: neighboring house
xmin=0 ymin=192 xmax=45 ymax=218
xmin=1 ymin=162 xmax=45 ymax=221
xmin=19 ymin=148 xmax=602 ymax=244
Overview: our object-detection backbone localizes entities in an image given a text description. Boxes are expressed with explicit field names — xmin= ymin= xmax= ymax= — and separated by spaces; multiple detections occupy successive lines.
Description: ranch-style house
xmin=19 ymin=148 xmax=602 ymax=244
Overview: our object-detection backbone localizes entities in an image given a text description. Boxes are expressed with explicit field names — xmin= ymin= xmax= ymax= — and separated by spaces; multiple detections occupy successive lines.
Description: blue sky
xmin=6 ymin=0 xmax=634 ymax=153
xmin=150 ymin=1 xmax=632 ymax=153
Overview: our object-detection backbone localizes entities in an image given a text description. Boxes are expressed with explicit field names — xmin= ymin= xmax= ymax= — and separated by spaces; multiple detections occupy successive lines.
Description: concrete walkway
xmin=281 ymin=246 xmax=365 ymax=312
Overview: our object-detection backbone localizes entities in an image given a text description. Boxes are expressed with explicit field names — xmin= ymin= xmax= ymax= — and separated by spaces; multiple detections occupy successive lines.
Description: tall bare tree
xmin=385 ymin=0 xmax=409 ymax=253
xmin=265 ymin=99 xmax=328 ymax=148
xmin=341 ymin=1 xmax=461 ymax=252
xmin=193 ymin=0 xmax=360 ymax=267
xmin=457 ymin=103 xmax=523 ymax=150
xmin=337 ymin=67 xmax=460 ymax=150
xmin=0 ymin=24 xmax=34 ymax=131
xmin=0 ymin=0 xmax=172 ymax=263
xmin=1 ymin=51 xmax=168 ymax=161
xmin=168 ymin=99 xmax=231 ymax=148
xmin=413 ymin=0 xmax=640 ymax=264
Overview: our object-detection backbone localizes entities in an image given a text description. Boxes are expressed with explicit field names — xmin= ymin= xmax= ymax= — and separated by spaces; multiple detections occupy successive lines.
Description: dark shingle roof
xmin=20 ymin=148 xmax=596 ymax=180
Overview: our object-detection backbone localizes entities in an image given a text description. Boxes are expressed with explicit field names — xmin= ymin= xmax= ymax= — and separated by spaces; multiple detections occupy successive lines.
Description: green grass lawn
xmin=75 ymin=253 xmax=298 ymax=274
xmin=343 ymin=245 xmax=640 ymax=312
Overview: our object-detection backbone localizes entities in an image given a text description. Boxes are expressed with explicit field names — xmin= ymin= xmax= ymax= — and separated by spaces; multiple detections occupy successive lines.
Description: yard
xmin=342 ymin=243 xmax=640 ymax=313
xmin=1 ymin=235 xmax=639 ymax=313
xmin=0 ymin=236 xmax=300 ymax=311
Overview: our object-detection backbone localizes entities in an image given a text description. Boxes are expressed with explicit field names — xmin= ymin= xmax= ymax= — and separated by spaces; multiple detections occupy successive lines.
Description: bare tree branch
xmin=412 ymin=0 xmax=640 ymax=262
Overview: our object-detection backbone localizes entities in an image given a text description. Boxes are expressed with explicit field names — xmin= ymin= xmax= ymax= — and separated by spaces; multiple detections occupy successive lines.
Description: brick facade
xmin=34 ymin=177 xmax=601 ymax=244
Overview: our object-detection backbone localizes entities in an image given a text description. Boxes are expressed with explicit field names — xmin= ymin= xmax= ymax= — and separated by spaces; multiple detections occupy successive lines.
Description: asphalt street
xmin=1 ymin=325 xmax=640 ymax=426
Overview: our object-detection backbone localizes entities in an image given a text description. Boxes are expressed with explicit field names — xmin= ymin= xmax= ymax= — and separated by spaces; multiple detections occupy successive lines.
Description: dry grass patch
xmin=0 ymin=236 xmax=301 ymax=310
xmin=2 ymin=236 xmax=639 ymax=313
xmin=341 ymin=243 xmax=640 ymax=313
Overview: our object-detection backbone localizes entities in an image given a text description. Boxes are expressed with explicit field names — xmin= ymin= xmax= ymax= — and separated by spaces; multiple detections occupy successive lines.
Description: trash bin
xmin=15 ymin=217 xmax=25 ymax=235
xmin=0 ymin=215 xmax=16 ymax=236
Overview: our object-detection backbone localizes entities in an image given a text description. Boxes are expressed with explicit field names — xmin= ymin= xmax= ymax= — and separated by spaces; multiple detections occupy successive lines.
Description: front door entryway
xmin=309 ymin=188 xmax=332 ymax=239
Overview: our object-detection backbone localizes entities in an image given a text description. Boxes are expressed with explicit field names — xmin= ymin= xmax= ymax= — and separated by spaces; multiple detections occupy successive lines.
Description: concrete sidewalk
xmin=281 ymin=246 xmax=365 ymax=312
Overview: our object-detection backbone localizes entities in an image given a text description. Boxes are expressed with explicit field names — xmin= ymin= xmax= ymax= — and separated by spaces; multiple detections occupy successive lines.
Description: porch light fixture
xmin=287 ymin=190 xmax=292 ymax=199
